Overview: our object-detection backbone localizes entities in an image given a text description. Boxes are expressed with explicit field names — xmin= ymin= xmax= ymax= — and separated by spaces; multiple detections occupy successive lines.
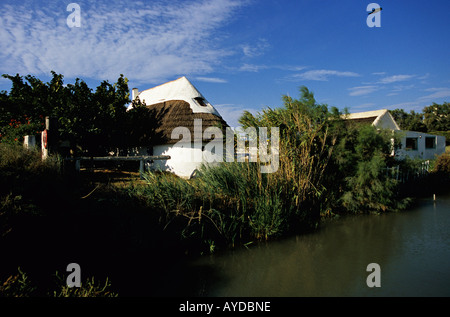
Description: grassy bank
xmin=130 ymin=160 xmax=316 ymax=254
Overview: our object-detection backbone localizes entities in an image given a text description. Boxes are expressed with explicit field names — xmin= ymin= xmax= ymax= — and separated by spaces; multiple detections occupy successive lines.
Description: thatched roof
xmin=128 ymin=77 xmax=229 ymax=146
xmin=140 ymin=100 xmax=228 ymax=145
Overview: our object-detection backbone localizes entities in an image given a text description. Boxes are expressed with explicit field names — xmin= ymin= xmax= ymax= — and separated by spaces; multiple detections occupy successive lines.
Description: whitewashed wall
xmin=135 ymin=142 xmax=221 ymax=178
xmin=373 ymin=111 xmax=400 ymax=130
xmin=395 ymin=131 xmax=446 ymax=160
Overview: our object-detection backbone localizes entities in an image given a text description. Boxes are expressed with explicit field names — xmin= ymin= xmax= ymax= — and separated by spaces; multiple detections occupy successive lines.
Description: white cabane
xmin=130 ymin=77 xmax=228 ymax=178
xmin=344 ymin=109 xmax=446 ymax=160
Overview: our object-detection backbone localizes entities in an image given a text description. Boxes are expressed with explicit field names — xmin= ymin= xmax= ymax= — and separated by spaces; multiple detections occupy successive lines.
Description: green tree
xmin=423 ymin=102 xmax=450 ymax=132
xmin=389 ymin=108 xmax=427 ymax=132
xmin=336 ymin=124 xmax=404 ymax=213
xmin=0 ymin=72 xmax=130 ymax=155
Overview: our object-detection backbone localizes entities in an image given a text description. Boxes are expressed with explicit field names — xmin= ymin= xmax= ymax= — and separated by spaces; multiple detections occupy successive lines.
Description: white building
xmin=129 ymin=77 xmax=228 ymax=178
xmin=394 ymin=130 xmax=446 ymax=160
xmin=344 ymin=109 xmax=446 ymax=160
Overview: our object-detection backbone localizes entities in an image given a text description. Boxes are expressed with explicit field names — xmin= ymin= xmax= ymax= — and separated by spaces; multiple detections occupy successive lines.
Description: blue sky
xmin=0 ymin=0 xmax=449 ymax=127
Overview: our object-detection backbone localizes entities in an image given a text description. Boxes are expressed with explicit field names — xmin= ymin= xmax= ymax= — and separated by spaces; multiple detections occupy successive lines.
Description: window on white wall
xmin=425 ymin=136 xmax=436 ymax=149
xmin=405 ymin=137 xmax=418 ymax=151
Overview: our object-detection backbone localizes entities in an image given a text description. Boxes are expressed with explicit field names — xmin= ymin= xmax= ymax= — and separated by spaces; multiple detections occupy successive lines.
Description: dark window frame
xmin=405 ymin=137 xmax=418 ymax=151
xmin=425 ymin=136 xmax=436 ymax=149
xmin=194 ymin=97 xmax=208 ymax=107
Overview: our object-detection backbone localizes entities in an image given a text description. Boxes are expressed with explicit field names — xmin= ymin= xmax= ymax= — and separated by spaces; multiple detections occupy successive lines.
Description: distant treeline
xmin=389 ymin=105 xmax=450 ymax=142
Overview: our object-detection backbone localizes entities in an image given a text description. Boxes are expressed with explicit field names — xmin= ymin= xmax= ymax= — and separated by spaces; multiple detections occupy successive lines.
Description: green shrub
xmin=332 ymin=124 xmax=409 ymax=213
xmin=433 ymin=152 xmax=450 ymax=174
xmin=341 ymin=153 xmax=405 ymax=213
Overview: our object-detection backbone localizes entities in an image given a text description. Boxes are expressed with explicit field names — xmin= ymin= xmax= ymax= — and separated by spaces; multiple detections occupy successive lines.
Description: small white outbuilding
xmin=344 ymin=109 xmax=446 ymax=160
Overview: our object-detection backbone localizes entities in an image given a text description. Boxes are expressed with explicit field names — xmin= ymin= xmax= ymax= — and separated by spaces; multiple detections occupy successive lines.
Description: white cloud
xmin=241 ymin=38 xmax=270 ymax=58
xmin=417 ymin=73 xmax=430 ymax=80
xmin=378 ymin=74 xmax=415 ymax=84
xmin=195 ymin=77 xmax=228 ymax=83
xmin=391 ymin=84 xmax=415 ymax=92
xmin=239 ymin=63 xmax=267 ymax=72
xmin=0 ymin=0 xmax=245 ymax=83
xmin=387 ymin=87 xmax=450 ymax=111
xmin=292 ymin=69 xmax=360 ymax=81
xmin=385 ymin=84 xmax=415 ymax=96
xmin=238 ymin=64 xmax=306 ymax=73
xmin=418 ymin=87 xmax=450 ymax=101
xmin=348 ymin=103 xmax=376 ymax=111
xmin=348 ymin=85 xmax=378 ymax=96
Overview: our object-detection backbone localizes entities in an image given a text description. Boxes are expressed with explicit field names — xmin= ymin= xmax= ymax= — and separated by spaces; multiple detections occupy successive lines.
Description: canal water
xmin=185 ymin=192 xmax=450 ymax=297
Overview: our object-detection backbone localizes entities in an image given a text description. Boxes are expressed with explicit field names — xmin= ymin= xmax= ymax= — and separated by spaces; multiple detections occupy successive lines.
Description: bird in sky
xmin=368 ymin=7 xmax=382 ymax=15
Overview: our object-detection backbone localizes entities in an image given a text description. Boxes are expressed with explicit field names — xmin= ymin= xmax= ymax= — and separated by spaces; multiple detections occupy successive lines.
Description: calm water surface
xmin=186 ymin=193 xmax=450 ymax=297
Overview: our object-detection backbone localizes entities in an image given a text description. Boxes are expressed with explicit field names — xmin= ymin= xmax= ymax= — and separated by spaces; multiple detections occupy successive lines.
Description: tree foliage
xmin=390 ymin=102 xmax=449 ymax=132
xmin=0 ymin=71 xmax=131 ymax=155
xmin=389 ymin=108 xmax=427 ymax=132
xmin=335 ymin=125 xmax=406 ymax=213
xmin=423 ymin=102 xmax=450 ymax=132
xmin=240 ymin=87 xmax=410 ymax=215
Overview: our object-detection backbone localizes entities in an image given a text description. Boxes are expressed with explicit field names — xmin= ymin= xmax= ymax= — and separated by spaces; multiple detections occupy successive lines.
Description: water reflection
xmin=191 ymin=193 xmax=450 ymax=297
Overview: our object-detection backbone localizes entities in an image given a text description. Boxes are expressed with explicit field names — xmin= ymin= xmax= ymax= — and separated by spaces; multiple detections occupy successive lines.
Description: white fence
xmin=383 ymin=160 xmax=430 ymax=183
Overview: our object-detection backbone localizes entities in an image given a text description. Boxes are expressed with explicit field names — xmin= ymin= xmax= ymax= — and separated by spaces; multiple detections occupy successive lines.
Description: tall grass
xmin=133 ymin=149 xmax=330 ymax=252
xmin=196 ymin=161 xmax=289 ymax=240
xmin=130 ymin=162 xmax=285 ymax=251
xmin=0 ymin=143 xmax=64 ymax=199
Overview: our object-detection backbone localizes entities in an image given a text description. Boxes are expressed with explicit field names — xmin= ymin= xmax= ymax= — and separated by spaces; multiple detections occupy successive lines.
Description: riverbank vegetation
xmin=129 ymin=87 xmax=436 ymax=253
xmin=1 ymin=73 xmax=449 ymax=296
